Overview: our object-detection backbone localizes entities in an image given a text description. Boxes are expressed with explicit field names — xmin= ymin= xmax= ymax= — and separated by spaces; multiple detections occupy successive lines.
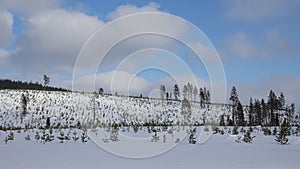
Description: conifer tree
xmin=173 ymin=84 xmax=180 ymax=100
xmin=275 ymin=120 xmax=290 ymax=145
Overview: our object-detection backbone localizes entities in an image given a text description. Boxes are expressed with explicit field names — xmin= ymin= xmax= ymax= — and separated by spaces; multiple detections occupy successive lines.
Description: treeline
xmin=0 ymin=79 xmax=69 ymax=92
xmin=160 ymin=83 xmax=210 ymax=105
xmin=225 ymin=86 xmax=296 ymax=127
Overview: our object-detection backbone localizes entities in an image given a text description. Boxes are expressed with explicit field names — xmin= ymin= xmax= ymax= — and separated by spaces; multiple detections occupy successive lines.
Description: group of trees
xmin=159 ymin=83 xmax=210 ymax=105
xmin=0 ymin=76 xmax=68 ymax=91
xmin=227 ymin=86 xmax=295 ymax=127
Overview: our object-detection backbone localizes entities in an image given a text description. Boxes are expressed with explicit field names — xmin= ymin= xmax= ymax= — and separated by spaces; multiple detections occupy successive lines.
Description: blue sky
xmin=0 ymin=0 xmax=300 ymax=106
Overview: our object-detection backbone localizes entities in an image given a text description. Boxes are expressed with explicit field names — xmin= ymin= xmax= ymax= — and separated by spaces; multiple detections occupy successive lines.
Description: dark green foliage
xmin=0 ymin=79 xmax=69 ymax=91
xmin=181 ymin=99 xmax=192 ymax=125
xmin=242 ymin=130 xmax=255 ymax=143
xmin=173 ymin=84 xmax=180 ymax=100
xmin=72 ymin=130 xmax=79 ymax=142
xmin=4 ymin=131 xmax=14 ymax=144
xmin=219 ymin=114 xmax=226 ymax=126
xmin=57 ymin=131 xmax=65 ymax=143
xmin=232 ymin=126 xmax=239 ymax=135
xmin=263 ymin=127 xmax=271 ymax=136
xmin=272 ymin=127 xmax=277 ymax=135
xmin=98 ymin=88 xmax=104 ymax=96
xmin=21 ymin=93 xmax=28 ymax=116
xmin=46 ymin=117 xmax=50 ymax=129
xmin=43 ymin=75 xmax=50 ymax=87
xmin=275 ymin=120 xmax=290 ymax=145
xmin=254 ymin=99 xmax=262 ymax=125
xmin=248 ymin=98 xmax=254 ymax=126
xmin=25 ymin=134 xmax=30 ymax=141
xmin=188 ymin=128 xmax=197 ymax=144
xmin=35 ymin=131 xmax=40 ymax=141
xmin=81 ymin=131 xmax=88 ymax=143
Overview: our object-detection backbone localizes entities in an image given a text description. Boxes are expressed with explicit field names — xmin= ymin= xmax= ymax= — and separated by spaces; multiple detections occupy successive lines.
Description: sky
xmin=0 ymin=0 xmax=300 ymax=107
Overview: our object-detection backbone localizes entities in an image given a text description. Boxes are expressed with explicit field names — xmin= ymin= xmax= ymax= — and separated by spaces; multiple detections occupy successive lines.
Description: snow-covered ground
xmin=0 ymin=89 xmax=232 ymax=128
xmin=0 ymin=129 xmax=300 ymax=169
xmin=1 ymin=90 xmax=300 ymax=169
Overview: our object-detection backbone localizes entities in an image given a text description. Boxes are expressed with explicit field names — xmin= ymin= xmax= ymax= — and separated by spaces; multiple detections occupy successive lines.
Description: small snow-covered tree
xmin=43 ymin=74 xmax=50 ymax=87
xmin=188 ymin=128 xmax=197 ymax=144
xmin=81 ymin=131 xmax=88 ymax=143
xmin=173 ymin=84 xmax=180 ymax=100
xmin=160 ymin=85 xmax=166 ymax=100
xmin=275 ymin=120 xmax=290 ymax=145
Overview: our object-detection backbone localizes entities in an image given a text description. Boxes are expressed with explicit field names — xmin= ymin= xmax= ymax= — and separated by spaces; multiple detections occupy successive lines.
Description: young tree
xmin=199 ymin=87 xmax=205 ymax=107
xmin=229 ymin=86 xmax=239 ymax=105
xmin=98 ymin=88 xmax=104 ymax=96
xmin=206 ymin=90 xmax=210 ymax=103
xmin=236 ymin=101 xmax=245 ymax=126
xmin=46 ymin=117 xmax=51 ymax=129
xmin=254 ymin=99 xmax=262 ymax=126
xmin=268 ymin=90 xmax=279 ymax=125
xmin=219 ymin=114 xmax=226 ymax=126
xmin=203 ymin=87 xmax=207 ymax=103
xmin=248 ymin=98 xmax=254 ymax=126
xmin=275 ymin=120 xmax=290 ymax=145
xmin=187 ymin=83 xmax=193 ymax=101
xmin=160 ymin=85 xmax=166 ymax=100
xmin=193 ymin=86 xmax=198 ymax=102
xmin=181 ymin=99 xmax=192 ymax=125
xmin=43 ymin=74 xmax=50 ymax=87
xmin=21 ymin=93 xmax=28 ymax=116
xmin=173 ymin=84 xmax=180 ymax=100
xmin=278 ymin=92 xmax=286 ymax=109
xmin=183 ymin=85 xmax=188 ymax=100
xmin=229 ymin=86 xmax=240 ymax=125
xmin=261 ymin=99 xmax=268 ymax=126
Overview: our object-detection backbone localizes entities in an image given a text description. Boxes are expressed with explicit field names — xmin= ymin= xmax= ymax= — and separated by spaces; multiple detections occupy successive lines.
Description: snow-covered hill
xmin=0 ymin=89 xmax=233 ymax=129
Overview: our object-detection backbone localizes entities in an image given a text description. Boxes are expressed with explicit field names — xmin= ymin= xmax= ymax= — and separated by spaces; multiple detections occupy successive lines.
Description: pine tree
xmin=81 ymin=131 xmax=88 ymax=143
xmin=193 ymin=86 xmax=198 ymax=102
xmin=183 ymin=85 xmax=188 ymax=100
xmin=21 ymin=93 xmax=28 ymax=116
xmin=206 ymin=90 xmax=210 ymax=103
xmin=160 ymin=85 xmax=166 ymax=100
xmin=188 ymin=128 xmax=197 ymax=144
xmin=275 ymin=120 xmax=290 ymax=145
xmin=261 ymin=99 xmax=268 ymax=126
xmin=254 ymin=99 xmax=262 ymax=126
xmin=98 ymin=88 xmax=104 ymax=96
xmin=248 ymin=98 xmax=254 ymax=126
xmin=229 ymin=86 xmax=239 ymax=105
xmin=173 ymin=84 xmax=180 ymax=100
xmin=230 ymin=86 xmax=239 ymax=125
xmin=57 ymin=131 xmax=65 ymax=143
xmin=243 ymin=130 xmax=255 ymax=143
xmin=46 ymin=117 xmax=51 ymax=129
xmin=278 ymin=92 xmax=286 ymax=109
xmin=268 ymin=90 xmax=279 ymax=125
xmin=237 ymin=101 xmax=245 ymax=126
xmin=219 ymin=114 xmax=226 ymax=126
xmin=199 ymin=87 xmax=205 ymax=107
xmin=43 ymin=74 xmax=50 ymax=87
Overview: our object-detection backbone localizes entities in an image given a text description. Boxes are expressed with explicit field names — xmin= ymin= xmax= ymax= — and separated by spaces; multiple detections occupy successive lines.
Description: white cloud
xmin=11 ymin=9 xmax=104 ymax=75
xmin=0 ymin=10 xmax=13 ymax=47
xmin=0 ymin=49 xmax=10 ymax=66
xmin=69 ymin=70 xmax=151 ymax=95
xmin=107 ymin=2 xmax=161 ymax=20
xmin=0 ymin=0 xmax=62 ymax=16
xmin=224 ymin=30 xmax=299 ymax=59
xmin=232 ymin=75 xmax=300 ymax=107
xmin=224 ymin=0 xmax=300 ymax=21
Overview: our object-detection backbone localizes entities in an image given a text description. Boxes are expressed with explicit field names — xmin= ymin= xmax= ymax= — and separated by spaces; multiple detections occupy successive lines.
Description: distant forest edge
xmin=0 ymin=79 xmax=69 ymax=92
